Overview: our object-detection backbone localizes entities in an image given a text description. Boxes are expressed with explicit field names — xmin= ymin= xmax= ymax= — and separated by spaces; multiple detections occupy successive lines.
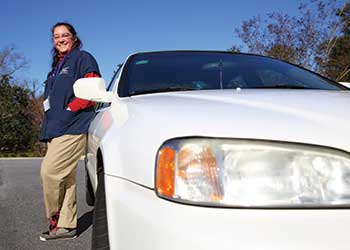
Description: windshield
xmin=118 ymin=51 xmax=345 ymax=96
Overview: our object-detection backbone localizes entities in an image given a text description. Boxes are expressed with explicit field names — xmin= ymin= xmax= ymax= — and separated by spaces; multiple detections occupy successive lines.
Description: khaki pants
xmin=40 ymin=134 xmax=87 ymax=229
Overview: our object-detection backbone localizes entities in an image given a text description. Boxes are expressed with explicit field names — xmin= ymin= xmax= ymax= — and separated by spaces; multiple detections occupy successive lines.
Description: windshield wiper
xmin=130 ymin=86 xmax=197 ymax=96
xmin=250 ymin=84 xmax=321 ymax=89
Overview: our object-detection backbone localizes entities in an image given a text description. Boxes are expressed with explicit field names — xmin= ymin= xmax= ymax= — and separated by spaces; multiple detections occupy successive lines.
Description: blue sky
xmin=2 ymin=0 xmax=310 ymax=85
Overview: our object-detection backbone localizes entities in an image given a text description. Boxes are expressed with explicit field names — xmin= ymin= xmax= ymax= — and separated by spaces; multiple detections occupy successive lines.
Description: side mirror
xmin=339 ymin=82 xmax=350 ymax=88
xmin=73 ymin=78 xmax=113 ymax=102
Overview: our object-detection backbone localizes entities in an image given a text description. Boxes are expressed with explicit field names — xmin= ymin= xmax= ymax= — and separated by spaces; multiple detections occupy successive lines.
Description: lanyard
xmin=48 ymin=57 xmax=66 ymax=94
xmin=52 ymin=57 xmax=66 ymax=78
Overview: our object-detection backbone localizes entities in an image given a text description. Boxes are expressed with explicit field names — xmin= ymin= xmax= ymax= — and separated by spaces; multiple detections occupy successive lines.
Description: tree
xmin=323 ymin=35 xmax=350 ymax=81
xmin=232 ymin=0 xmax=349 ymax=79
xmin=26 ymin=79 xmax=46 ymax=155
xmin=0 ymin=77 xmax=37 ymax=154
xmin=321 ymin=3 xmax=350 ymax=81
xmin=0 ymin=46 xmax=44 ymax=156
xmin=0 ymin=45 xmax=28 ymax=79
xmin=265 ymin=44 xmax=298 ymax=64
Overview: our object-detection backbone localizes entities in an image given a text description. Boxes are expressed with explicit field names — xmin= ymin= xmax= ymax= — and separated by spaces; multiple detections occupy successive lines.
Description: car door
xmin=85 ymin=64 xmax=124 ymax=191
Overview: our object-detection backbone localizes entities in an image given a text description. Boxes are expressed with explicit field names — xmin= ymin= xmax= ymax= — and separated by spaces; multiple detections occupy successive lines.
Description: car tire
xmin=85 ymin=170 xmax=95 ymax=206
xmin=91 ymin=170 xmax=110 ymax=250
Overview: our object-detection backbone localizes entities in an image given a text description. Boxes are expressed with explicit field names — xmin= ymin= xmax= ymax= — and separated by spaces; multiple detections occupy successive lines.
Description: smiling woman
xmin=53 ymin=26 xmax=75 ymax=54
xmin=39 ymin=22 xmax=101 ymax=241
xmin=50 ymin=23 xmax=82 ymax=72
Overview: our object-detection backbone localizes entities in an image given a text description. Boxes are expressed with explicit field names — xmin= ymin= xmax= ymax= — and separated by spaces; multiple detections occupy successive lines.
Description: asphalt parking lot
xmin=0 ymin=158 xmax=92 ymax=250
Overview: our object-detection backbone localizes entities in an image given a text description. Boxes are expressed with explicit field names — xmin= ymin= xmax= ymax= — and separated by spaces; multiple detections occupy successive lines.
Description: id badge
xmin=43 ymin=97 xmax=51 ymax=112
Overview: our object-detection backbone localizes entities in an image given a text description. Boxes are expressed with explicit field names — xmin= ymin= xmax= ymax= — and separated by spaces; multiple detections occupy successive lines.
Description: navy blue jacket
xmin=40 ymin=48 xmax=100 ymax=142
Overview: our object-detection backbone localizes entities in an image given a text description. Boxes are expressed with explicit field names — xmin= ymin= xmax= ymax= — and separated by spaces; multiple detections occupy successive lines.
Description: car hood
xmin=104 ymin=89 xmax=350 ymax=187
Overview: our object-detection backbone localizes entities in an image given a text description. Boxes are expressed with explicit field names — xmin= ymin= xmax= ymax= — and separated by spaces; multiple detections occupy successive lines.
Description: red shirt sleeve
xmin=68 ymin=72 xmax=101 ymax=112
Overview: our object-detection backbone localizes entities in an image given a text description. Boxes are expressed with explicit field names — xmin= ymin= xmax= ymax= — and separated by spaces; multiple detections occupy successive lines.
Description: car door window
xmin=96 ymin=64 xmax=123 ymax=111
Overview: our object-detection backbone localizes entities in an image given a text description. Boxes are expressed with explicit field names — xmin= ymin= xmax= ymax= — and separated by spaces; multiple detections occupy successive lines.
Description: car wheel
xmin=85 ymin=170 xmax=95 ymax=206
xmin=91 ymin=170 xmax=110 ymax=250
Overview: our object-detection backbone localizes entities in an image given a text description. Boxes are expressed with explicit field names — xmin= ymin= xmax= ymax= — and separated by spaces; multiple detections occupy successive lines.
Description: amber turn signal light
xmin=156 ymin=147 xmax=175 ymax=197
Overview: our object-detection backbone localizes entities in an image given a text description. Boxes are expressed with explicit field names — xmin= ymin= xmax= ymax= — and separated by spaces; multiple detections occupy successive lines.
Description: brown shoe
xmin=39 ymin=227 xmax=77 ymax=241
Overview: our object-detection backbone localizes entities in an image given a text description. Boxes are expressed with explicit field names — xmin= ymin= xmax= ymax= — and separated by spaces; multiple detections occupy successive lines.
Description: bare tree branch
xmin=0 ymin=45 xmax=29 ymax=79
xmin=232 ymin=0 xmax=347 ymax=76
xmin=336 ymin=66 xmax=350 ymax=81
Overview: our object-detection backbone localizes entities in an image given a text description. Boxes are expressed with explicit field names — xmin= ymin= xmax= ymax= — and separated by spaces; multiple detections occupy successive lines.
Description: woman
xmin=39 ymin=22 xmax=100 ymax=241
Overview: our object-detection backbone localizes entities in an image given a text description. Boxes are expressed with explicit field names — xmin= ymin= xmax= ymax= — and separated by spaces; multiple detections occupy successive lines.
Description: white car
xmin=74 ymin=51 xmax=350 ymax=250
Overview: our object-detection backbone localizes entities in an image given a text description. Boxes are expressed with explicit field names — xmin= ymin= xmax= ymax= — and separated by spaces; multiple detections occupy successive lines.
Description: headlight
xmin=155 ymin=138 xmax=350 ymax=207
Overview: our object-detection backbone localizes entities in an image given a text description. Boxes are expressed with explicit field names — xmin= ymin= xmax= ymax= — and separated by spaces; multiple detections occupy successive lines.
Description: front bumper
xmin=105 ymin=174 xmax=350 ymax=250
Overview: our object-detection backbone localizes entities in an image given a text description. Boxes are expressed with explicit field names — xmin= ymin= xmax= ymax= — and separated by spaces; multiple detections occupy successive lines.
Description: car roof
xmin=127 ymin=50 xmax=269 ymax=59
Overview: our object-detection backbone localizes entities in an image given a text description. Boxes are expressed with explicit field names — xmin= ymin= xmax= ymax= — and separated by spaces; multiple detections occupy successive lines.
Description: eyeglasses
xmin=53 ymin=33 xmax=73 ymax=40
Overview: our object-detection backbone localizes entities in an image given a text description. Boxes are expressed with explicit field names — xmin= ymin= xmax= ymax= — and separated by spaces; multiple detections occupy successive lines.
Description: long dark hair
xmin=50 ymin=22 xmax=82 ymax=70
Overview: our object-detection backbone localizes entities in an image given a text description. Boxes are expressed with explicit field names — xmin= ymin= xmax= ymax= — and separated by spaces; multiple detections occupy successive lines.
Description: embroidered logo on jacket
xmin=60 ymin=67 xmax=70 ymax=75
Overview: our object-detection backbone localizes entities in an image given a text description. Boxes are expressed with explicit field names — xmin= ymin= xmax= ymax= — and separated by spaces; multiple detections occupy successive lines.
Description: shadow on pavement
xmin=77 ymin=210 xmax=93 ymax=235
